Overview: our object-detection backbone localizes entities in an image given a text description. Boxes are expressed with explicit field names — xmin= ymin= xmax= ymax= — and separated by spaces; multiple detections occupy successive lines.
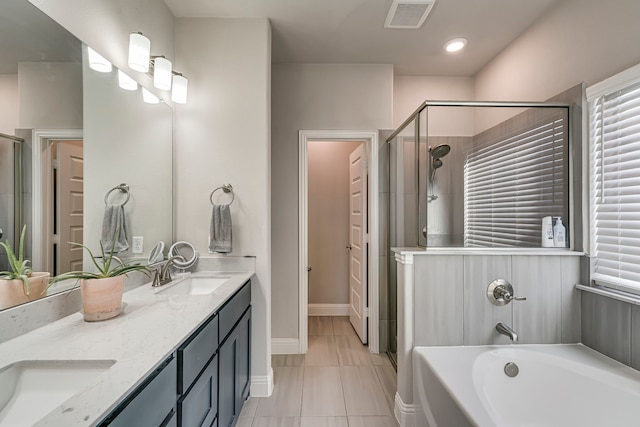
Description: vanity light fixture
xmin=118 ymin=70 xmax=138 ymax=91
xmin=128 ymin=32 xmax=151 ymax=73
xmin=142 ymin=87 xmax=160 ymax=104
xmin=171 ymin=73 xmax=188 ymax=104
xmin=153 ymin=56 xmax=172 ymax=91
xmin=444 ymin=37 xmax=468 ymax=53
xmin=87 ymin=47 xmax=112 ymax=73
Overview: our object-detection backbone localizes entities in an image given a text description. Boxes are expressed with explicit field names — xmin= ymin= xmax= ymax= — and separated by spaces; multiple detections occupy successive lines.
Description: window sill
xmin=575 ymin=284 xmax=640 ymax=306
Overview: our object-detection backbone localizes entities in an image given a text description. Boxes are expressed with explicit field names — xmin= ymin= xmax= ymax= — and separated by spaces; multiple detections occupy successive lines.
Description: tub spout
xmin=496 ymin=322 xmax=518 ymax=342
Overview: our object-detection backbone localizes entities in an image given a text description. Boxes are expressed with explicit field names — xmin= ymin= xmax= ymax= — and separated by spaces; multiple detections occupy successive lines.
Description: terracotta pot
xmin=0 ymin=272 xmax=50 ymax=310
xmin=80 ymin=276 xmax=125 ymax=322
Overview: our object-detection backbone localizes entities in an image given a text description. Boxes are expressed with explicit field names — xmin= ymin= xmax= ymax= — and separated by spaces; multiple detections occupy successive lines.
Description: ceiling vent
xmin=384 ymin=0 xmax=436 ymax=29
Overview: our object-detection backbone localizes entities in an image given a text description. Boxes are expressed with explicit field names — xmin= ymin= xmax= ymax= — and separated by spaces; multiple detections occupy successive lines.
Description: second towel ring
xmin=104 ymin=183 xmax=130 ymax=206
xmin=210 ymin=184 xmax=234 ymax=206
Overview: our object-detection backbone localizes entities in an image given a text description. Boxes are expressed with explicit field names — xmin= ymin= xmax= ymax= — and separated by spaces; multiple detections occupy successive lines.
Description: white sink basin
xmin=0 ymin=360 xmax=115 ymax=427
xmin=156 ymin=275 xmax=232 ymax=295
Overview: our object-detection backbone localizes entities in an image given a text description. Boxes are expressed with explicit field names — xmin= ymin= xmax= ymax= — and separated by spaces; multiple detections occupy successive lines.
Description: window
xmin=464 ymin=108 xmax=569 ymax=247
xmin=588 ymin=64 xmax=640 ymax=293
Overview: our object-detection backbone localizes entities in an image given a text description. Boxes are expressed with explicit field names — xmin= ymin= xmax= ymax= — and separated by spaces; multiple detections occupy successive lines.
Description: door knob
xmin=346 ymin=245 xmax=352 ymax=250
xmin=307 ymin=266 xmax=312 ymax=272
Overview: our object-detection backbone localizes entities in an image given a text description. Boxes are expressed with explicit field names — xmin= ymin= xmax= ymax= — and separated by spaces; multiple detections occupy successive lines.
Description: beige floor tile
xmin=255 ymin=367 xmax=303 ymax=417
xmin=252 ymin=417 xmax=301 ymax=427
xmin=374 ymin=365 xmax=397 ymax=410
xmin=347 ymin=416 xmax=399 ymax=427
xmin=309 ymin=316 xmax=334 ymax=335
xmin=299 ymin=416 xmax=348 ymax=427
xmin=305 ymin=335 xmax=338 ymax=366
xmin=273 ymin=354 xmax=306 ymax=367
xmin=335 ymin=335 xmax=391 ymax=366
xmin=340 ymin=366 xmax=391 ymax=416
xmin=236 ymin=417 xmax=254 ymax=427
xmin=301 ymin=366 xmax=346 ymax=416
xmin=240 ymin=397 xmax=260 ymax=417
xmin=331 ymin=317 xmax=357 ymax=336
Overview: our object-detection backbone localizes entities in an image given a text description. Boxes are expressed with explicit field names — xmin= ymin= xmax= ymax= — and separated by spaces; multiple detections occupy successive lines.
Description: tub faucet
xmin=496 ymin=322 xmax=518 ymax=342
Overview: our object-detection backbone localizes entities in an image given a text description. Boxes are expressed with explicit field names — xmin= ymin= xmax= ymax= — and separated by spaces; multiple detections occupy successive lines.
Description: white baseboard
xmin=395 ymin=392 xmax=415 ymax=427
xmin=250 ymin=368 xmax=274 ymax=397
xmin=271 ymin=338 xmax=300 ymax=354
xmin=308 ymin=303 xmax=349 ymax=316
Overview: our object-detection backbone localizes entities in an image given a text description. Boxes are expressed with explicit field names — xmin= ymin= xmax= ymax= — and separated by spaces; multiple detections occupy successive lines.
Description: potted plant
xmin=0 ymin=225 xmax=50 ymax=309
xmin=52 ymin=238 xmax=150 ymax=322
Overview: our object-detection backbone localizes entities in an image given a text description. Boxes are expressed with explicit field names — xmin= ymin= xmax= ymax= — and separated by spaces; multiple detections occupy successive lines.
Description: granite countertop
xmin=0 ymin=270 xmax=254 ymax=427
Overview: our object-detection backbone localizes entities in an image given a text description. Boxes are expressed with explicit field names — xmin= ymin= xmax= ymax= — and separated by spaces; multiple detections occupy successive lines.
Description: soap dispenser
xmin=553 ymin=217 xmax=567 ymax=248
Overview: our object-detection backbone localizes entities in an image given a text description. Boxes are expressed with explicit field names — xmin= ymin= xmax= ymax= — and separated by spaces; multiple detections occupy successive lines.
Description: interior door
xmin=56 ymin=140 xmax=84 ymax=274
xmin=348 ymin=143 xmax=368 ymax=344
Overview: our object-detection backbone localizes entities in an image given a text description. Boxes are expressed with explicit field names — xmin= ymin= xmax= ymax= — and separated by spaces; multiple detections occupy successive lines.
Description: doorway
xmin=299 ymin=130 xmax=380 ymax=354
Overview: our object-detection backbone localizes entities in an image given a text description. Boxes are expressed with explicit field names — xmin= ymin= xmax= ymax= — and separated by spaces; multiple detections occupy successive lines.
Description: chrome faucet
xmin=151 ymin=255 xmax=185 ymax=287
xmin=496 ymin=322 xmax=519 ymax=342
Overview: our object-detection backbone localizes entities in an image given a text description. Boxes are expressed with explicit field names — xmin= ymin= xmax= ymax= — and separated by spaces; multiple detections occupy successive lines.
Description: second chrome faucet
xmin=496 ymin=322 xmax=518 ymax=342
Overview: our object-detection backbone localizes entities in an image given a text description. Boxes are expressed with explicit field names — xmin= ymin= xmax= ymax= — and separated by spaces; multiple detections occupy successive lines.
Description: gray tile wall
xmin=413 ymin=254 xmax=582 ymax=347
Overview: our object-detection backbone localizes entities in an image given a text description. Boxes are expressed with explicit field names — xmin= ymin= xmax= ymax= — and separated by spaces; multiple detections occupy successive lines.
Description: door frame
xmin=32 ymin=129 xmax=83 ymax=272
xmin=298 ymin=130 xmax=380 ymax=354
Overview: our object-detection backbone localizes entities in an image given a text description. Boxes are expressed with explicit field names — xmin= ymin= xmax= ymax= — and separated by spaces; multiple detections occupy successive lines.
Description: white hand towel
xmin=209 ymin=204 xmax=232 ymax=253
xmin=101 ymin=204 xmax=129 ymax=253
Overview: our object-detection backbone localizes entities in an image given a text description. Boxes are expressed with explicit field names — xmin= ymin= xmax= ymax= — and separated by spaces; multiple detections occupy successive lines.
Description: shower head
xmin=429 ymin=144 xmax=451 ymax=159
xmin=432 ymin=158 xmax=443 ymax=169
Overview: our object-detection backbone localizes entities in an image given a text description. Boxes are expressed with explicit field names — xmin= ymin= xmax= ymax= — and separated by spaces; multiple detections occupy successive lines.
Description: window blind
xmin=590 ymin=80 xmax=640 ymax=291
xmin=464 ymin=111 xmax=568 ymax=247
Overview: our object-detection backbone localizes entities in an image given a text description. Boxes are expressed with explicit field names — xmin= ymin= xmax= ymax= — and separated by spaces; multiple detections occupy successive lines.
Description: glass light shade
xmin=444 ymin=38 xmax=468 ymax=53
xmin=142 ymin=87 xmax=160 ymax=104
xmin=87 ymin=47 xmax=112 ymax=73
xmin=153 ymin=57 xmax=172 ymax=91
xmin=118 ymin=70 xmax=138 ymax=91
xmin=128 ymin=33 xmax=151 ymax=72
xmin=171 ymin=74 xmax=188 ymax=104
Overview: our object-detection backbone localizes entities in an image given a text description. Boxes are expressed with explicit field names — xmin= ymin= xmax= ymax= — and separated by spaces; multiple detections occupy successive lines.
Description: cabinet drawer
xmin=178 ymin=355 xmax=218 ymax=427
xmin=219 ymin=281 xmax=251 ymax=342
xmin=179 ymin=314 xmax=218 ymax=394
xmin=106 ymin=357 xmax=177 ymax=427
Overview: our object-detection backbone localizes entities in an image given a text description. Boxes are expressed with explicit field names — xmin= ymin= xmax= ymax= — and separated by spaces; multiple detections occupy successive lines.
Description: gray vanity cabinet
xmin=218 ymin=284 xmax=251 ymax=427
xmin=98 ymin=279 xmax=251 ymax=427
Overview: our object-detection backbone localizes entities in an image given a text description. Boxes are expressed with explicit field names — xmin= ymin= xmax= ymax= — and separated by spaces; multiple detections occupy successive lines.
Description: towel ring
xmin=104 ymin=183 xmax=130 ymax=206
xmin=209 ymin=183 xmax=234 ymax=206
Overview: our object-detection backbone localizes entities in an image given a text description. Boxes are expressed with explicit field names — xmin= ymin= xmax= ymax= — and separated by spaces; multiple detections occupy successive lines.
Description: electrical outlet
xmin=132 ymin=236 xmax=144 ymax=254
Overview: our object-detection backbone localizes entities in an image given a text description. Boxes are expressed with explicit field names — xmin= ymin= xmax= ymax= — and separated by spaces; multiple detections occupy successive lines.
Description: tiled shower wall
xmin=413 ymin=253 xmax=582 ymax=346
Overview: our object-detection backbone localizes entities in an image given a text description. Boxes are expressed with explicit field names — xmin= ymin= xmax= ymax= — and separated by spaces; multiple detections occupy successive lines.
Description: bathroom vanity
xmin=0 ymin=271 xmax=253 ymax=427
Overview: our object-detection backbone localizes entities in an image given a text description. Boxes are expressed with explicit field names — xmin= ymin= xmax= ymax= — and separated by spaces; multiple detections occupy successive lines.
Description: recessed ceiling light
xmin=444 ymin=38 xmax=468 ymax=53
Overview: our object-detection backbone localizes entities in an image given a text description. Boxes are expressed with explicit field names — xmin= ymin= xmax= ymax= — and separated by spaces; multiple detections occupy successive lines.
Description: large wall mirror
xmin=0 ymin=0 xmax=173 ymax=311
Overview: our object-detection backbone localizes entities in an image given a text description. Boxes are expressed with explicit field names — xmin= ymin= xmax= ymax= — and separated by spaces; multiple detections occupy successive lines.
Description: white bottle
xmin=541 ymin=216 xmax=554 ymax=247
xmin=553 ymin=217 xmax=566 ymax=248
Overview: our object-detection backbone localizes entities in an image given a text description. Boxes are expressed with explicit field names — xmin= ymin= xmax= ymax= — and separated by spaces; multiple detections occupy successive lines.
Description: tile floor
xmin=238 ymin=316 xmax=398 ymax=427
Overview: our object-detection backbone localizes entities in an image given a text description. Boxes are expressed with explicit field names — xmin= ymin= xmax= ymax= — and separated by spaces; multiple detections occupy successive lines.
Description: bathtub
xmin=413 ymin=344 xmax=640 ymax=427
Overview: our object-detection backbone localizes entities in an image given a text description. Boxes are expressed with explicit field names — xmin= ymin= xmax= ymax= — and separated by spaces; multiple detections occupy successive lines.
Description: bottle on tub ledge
xmin=553 ymin=217 xmax=567 ymax=248
xmin=541 ymin=216 xmax=555 ymax=247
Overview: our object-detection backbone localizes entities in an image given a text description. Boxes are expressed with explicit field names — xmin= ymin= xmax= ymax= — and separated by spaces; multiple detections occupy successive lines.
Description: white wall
xmin=474 ymin=0 xmax=640 ymax=129
xmin=28 ymin=0 xmax=174 ymax=99
xmin=272 ymin=63 xmax=393 ymax=339
xmin=18 ymin=62 xmax=82 ymax=129
xmin=308 ymin=141 xmax=362 ymax=305
xmin=174 ymin=17 xmax=272 ymax=392
xmin=0 ymin=75 xmax=19 ymax=135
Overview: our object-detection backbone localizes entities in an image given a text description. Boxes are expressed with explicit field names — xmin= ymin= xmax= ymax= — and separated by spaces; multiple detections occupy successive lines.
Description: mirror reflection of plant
xmin=0 ymin=225 xmax=34 ymax=295
xmin=51 ymin=238 xmax=150 ymax=283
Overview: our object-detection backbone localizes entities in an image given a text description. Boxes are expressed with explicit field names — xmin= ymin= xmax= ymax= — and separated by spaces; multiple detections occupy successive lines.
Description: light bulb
xmin=153 ymin=57 xmax=172 ymax=91
xmin=87 ymin=47 xmax=112 ymax=73
xmin=118 ymin=70 xmax=138 ymax=91
xmin=142 ymin=87 xmax=159 ymax=104
xmin=128 ymin=33 xmax=151 ymax=73
xmin=171 ymin=74 xmax=188 ymax=104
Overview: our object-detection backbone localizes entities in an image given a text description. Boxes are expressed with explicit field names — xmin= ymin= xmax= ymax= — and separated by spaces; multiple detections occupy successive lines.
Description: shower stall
xmin=383 ymin=101 xmax=572 ymax=366
xmin=0 ymin=132 xmax=24 ymax=271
